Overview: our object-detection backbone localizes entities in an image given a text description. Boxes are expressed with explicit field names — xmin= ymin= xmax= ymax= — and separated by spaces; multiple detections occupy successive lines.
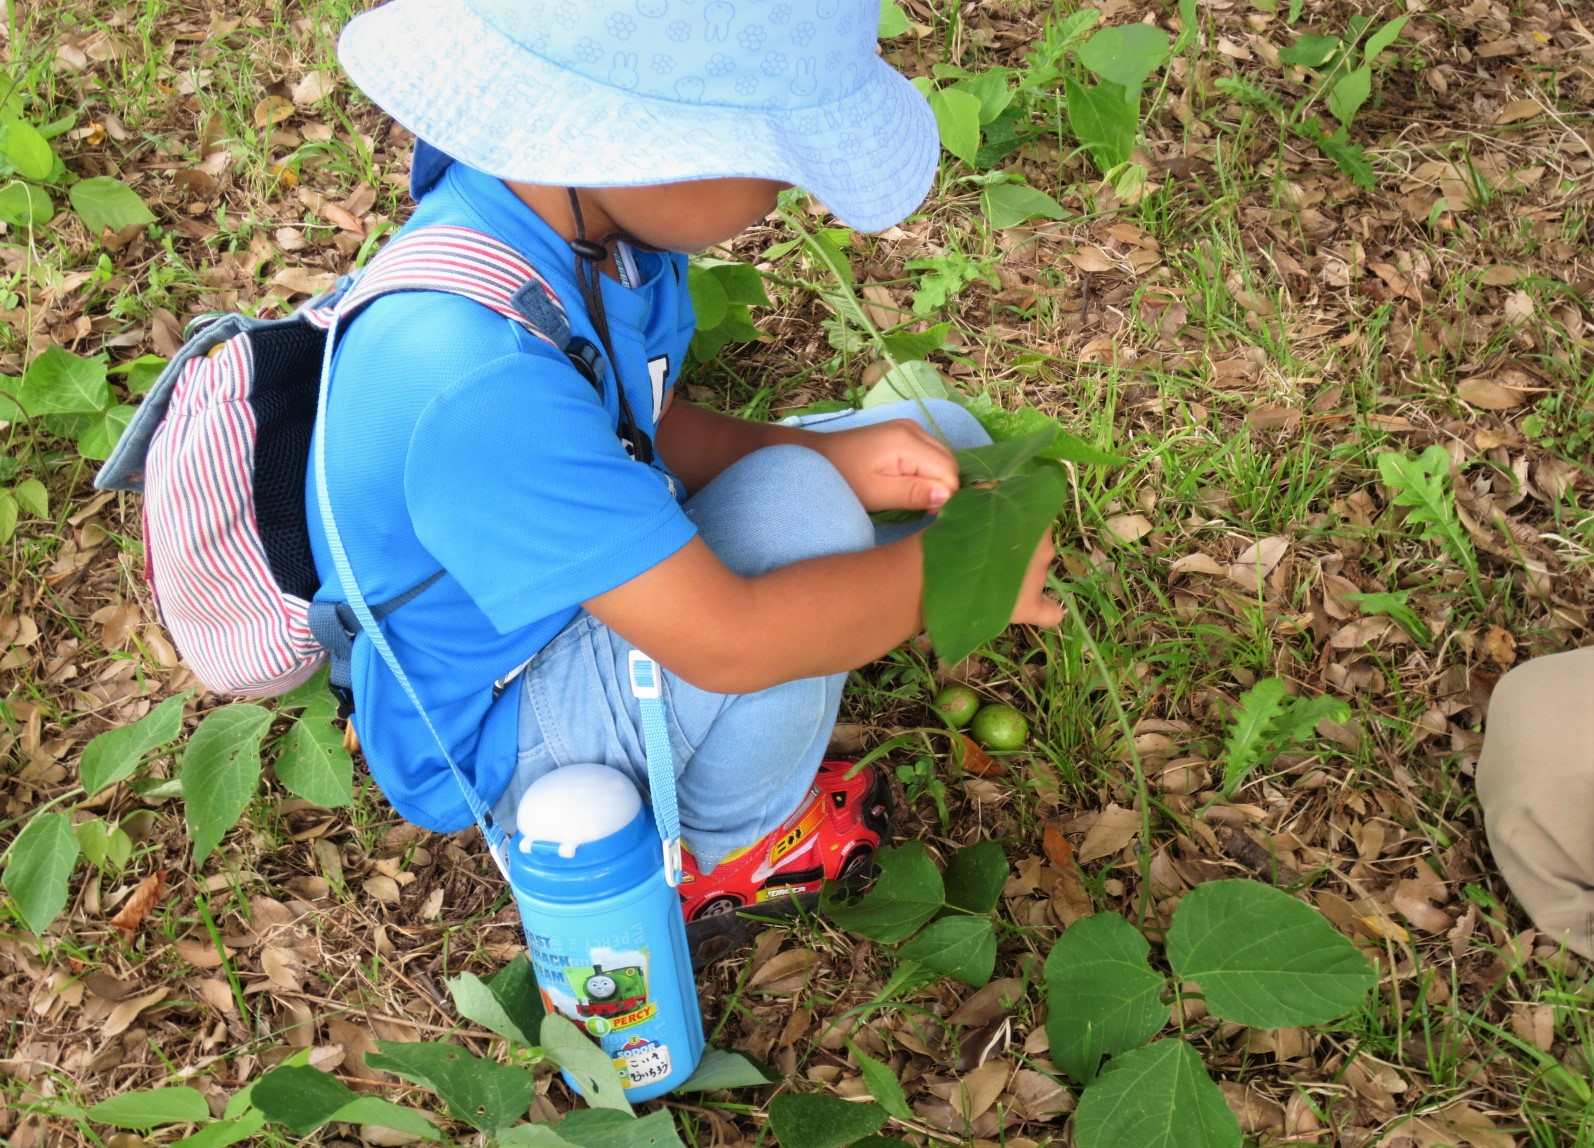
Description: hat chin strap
xmin=566 ymin=188 xmax=654 ymax=464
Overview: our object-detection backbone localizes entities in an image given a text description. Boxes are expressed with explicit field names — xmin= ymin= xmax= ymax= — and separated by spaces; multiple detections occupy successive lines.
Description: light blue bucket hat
xmin=339 ymin=0 xmax=938 ymax=233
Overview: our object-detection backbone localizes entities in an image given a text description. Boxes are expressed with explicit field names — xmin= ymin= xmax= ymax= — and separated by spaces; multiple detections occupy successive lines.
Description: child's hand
xmin=812 ymin=419 xmax=960 ymax=513
xmin=1013 ymin=530 xmax=1065 ymax=628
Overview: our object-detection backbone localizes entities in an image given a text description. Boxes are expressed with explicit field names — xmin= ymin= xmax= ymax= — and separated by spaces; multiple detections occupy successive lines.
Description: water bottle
xmin=509 ymin=762 xmax=705 ymax=1102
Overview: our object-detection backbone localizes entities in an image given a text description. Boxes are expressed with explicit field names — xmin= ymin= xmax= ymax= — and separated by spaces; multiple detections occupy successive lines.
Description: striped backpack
xmin=95 ymin=226 xmax=605 ymax=700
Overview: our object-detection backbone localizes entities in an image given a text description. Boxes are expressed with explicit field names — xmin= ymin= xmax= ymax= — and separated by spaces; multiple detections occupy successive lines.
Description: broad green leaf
xmin=981 ymin=183 xmax=1068 ymax=229
xmin=106 ymin=826 xmax=133 ymax=869
xmin=110 ymin=353 xmax=168 ymax=396
xmin=1077 ymin=23 xmax=1171 ymax=91
xmin=16 ymin=346 xmax=110 ymax=416
xmin=1376 ymin=446 xmax=1476 ymax=579
xmin=769 ymin=1094 xmax=886 ymax=1148
xmin=1173 ymin=0 xmax=1198 ymax=53
xmin=540 ymin=1013 xmax=632 ymax=1112
xmin=329 ymin=1097 xmax=444 ymax=1141
xmin=475 ymin=953 xmax=548 ymax=1044
xmin=879 ymin=321 xmax=950 ymax=362
xmin=922 ymin=467 xmax=1069 ymax=667
xmin=1043 ymin=912 xmax=1170 ymax=1083
xmin=499 ymin=1108 xmax=684 ymax=1148
xmin=3 ymin=119 xmax=55 ymax=181
xmin=273 ymin=696 xmax=353 ymax=807
xmin=180 ymin=703 xmax=272 ymax=865
xmin=1165 ymin=880 xmax=1375 ymax=1028
xmin=1064 ymin=77 xmax=1137 ymax=171
xmin=878 ymin=0 xmax=911 ymax=38
xmin=929 ymin=87 xmax=983 ymax=166
xmin=251 ymin=1065 xmax=357 ymax=1134
xmin=973 ymin=104 xmax=1032 ymax=169
xmin=956 ymin=431 xmax=1058 ymax=482
xmin=77 ymin=404 xmax=136 ymax=461
xmin=81 ymin=691 xmax=192 ymax=795
xmin=0 ymin=490 xmax=15 ymax=544
xmin=1277 ymin=33 xmax=1339 ymax=67
xmin=366 ymin=1040 xmax=537 ymax=1134
xmin=861 ymin=360 xmax=957 ymax=409
xmin=688 ymin=263 xmax=730 ymax=330
xmin=1073 ymin=1039 xmax=1240 ymax=1148
xmin=942 ymin=840 xmax=1008 ymax=914
xmin=76 ymin=818 xmax=111 ymax=867
xmin=899 ymin=915 xmax=996 ymax=986
xmin=447 ymin=967 xmax=535 ymax=1045
xmin=0 ymin=181 xmax=54 ymax=228
xmin=12 ymin=476 xmax=46 ymax=517
xmin=69 ymin=176 xmax=157 ymax=236
xmin=1328 ymin=65 xmax=1372 ymax=128
xmin=170 ymin=1109 xmax=267 ymax=1148
xmin=951 ymin=69 xmax=1015 ymax=123
xmin=1364 ymin=16 xmax=1407 ymax=61
xmin=820 ymin=841 xmax=943 ymax=943
xmin=86 ymin=1087 xmax=210 ymax=1130
xmin=699 ymin=259 xmax=770 ymax=307
xmin=848 ymin=1043 xmax=913 ymax=1121
xmin=673 ymin=1047 xmax=776 ymax=1092
xmin=3 ymin=812 xmax=80 ymax=935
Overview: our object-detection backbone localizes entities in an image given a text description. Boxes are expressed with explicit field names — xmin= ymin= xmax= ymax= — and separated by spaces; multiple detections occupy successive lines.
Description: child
xmin=318 ymin=0 xmax=1062 ymax=927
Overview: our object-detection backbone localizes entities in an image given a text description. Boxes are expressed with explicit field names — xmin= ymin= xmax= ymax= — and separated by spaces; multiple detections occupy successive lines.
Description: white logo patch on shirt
xmin=648 ymin=355 xmax=669 ymax=424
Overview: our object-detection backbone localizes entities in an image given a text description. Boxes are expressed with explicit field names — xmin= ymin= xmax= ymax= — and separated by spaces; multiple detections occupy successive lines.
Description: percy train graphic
xmin=566 ymin=960 xmax=650 ymax=1019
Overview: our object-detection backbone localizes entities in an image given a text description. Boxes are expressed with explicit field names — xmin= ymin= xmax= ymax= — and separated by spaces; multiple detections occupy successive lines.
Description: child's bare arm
xmin=657 ymin=400 xmax=958 ymax=513
xmin=583 ymin=530 xmax=1061 ymax=695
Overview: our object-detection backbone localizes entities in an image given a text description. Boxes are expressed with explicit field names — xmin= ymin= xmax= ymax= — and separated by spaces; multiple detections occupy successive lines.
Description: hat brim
xmin=339 ymin=0 xmax=937 ymax=233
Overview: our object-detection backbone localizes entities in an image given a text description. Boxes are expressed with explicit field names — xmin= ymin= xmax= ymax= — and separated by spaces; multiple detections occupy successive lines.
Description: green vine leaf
xmin=85 ymin=1087 xmax=210 ymax=1130
xmin=820 ymin=841 xmax=943 ymax=943
xmin=1077 ymin=23 xmax=1171 ymax=91
xmin=80 ymin=691 xmax=192 ymax=796
xmin=1043 ymin=912 xmax=1171 ymax=1083
xmin=1165 ymin=880 xmax=1375 ymax=1028
xmin=366 ymin=1040 xmax=537 ymax=1134
xmin=1073 ymin=1039 xmax=1241 ymax=1148
xmin=3 ymin=812 xmax=81 ymax=935
xmin=181 ymin=704 xmax=273 ymax=865
xmin=899 ymin=915 xmax=996 ymax=986
xmin=769 ymin=1094 xmax=887 ymax=1148
xmin=273 ymin=695 xmax=353 ymax=807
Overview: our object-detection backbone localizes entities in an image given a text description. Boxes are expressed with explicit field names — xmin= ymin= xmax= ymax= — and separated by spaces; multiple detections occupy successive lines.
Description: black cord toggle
xmin=570 ymin=238 xmax=609 ymax=262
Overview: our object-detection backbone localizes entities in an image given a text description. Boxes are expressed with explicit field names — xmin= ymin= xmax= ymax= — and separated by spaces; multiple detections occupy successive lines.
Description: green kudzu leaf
xmin=76 ymin=818 xmax=111 ymax=868
xmin=955 ymin=431 xmax=1057 ymax=483
xmin=499 ymin=1108 xmax=683 ymax=1148
xmin=769 ymin=1094 xmax=886 ymax=1148
xmin=540 ymin=1013 xmax=632 ymax=1112
xmin=1064 ymin=76 xmax=1137 ymax=172
xmin=0 ymin=181 xmax=54 ymax=228
xmin=251 ymin=1065 xmax=358 ymax=1134
xmin=879 ymin=321 xmax=950 ymax=362
xmin=69 ymin=176 xmax=156 ymax=236
xmin=2 ymin=118 xmax=56 ymax=181
xmin=1043 ymin=912 xmax=1171 ymax=1083
xmin=180 ymin=703 xmax=272 ymax=865
xmin=702 ymin=258 xmax=771 ymax=307
xmin=921 ymin=466 xmax=1068 ymax=667
xmin=366 ymin=1040 xmax=538 ymax=1134
xmin=86 ymin=1087 xmax=210 ymax=1130
xmin=878 ymin=0 xmax=911 ymax=38
xmin=688 ymin=263 xmax=730 ymax=330
xmin=460 ymin=953 xmax=547 ymax=1047
xmin=929 ymin=86 xmax=983 ymax=166
xmin=980 ymin=183 xmax=1068 ymax=229
xmin=80 ymin=690 xmax=192 ymax=796
xmin=951 ymin=69 xmax=1016 ymax=123
xmin=1077 ymin=23 xmax=1171 ymax=91
xmin=899 ymin=915 xmax=996 ymax=986
xmin=169 ymin=1108 xmax=267 ymax=1148
xmin=447 ymin=963 xmax=539 ymax=1046
xmin=1073 ymin=1039 xmax=1240 ymax=1148
xmin=109 ymin=352 xmax=168 ymax=396
xmin=848 ymin=1042 xmax=913 ymax=1121
xmin=12 ymin=476 xmax=46 ymax=517
xmin=964 ymin=401 xmax=1124 ymax=465
xmin=1364 ymin=15 xmax=1407 ymax=61
xmin=1166 ymin=880 xmax=1375 ymax=1028
xmin=1328 ymin=65 xmax=1372 ymax=128
xmin=821 ymin=841 xmax=943 ymax=943
xmin=672 ymin=1046 xmax=776 ymax=1092
xmin=16 ymin=346 xmax=110 ymax=416
xmin=77 ymin=404 xmax=136 ymax=461
xmin=273 ymin=696 xmax=353 ymax=807
xmin=327 ymin=1097 xmax=443 ymax=1141
xmin=862 ymin=360 xmax=957 ymax=409
xmin=942 ymin=840 xmax=1008 ymax=914
xmin=1277 ymin=32 xmax=1340 ymax=67
xmin=3 ymin=812 xmax=81 ymax=935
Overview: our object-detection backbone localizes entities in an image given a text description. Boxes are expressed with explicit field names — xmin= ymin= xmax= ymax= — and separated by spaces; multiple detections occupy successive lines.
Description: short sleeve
xmin=404 ymin=350 xmax=697 ymax=633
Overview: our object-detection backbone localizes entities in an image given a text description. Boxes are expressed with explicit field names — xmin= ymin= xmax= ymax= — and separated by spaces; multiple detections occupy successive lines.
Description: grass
xmin=1 ymin=0 xmax=1592 ymax=1144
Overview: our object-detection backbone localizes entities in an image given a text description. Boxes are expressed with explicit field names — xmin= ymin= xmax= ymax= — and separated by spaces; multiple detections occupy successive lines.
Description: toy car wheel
xmin=839 ymin=845 xmax=874 ymax=882
xmin=692 ymin=894 xmax=744 ymax=920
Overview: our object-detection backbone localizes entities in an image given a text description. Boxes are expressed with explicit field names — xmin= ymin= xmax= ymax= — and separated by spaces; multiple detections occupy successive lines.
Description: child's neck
xmin=505 ymin=182 xmax=621 ymax=280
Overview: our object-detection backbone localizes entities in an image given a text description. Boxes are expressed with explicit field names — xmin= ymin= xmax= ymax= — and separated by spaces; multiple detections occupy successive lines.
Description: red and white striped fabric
xmin=121 ymin=227 xmax=564 ymax=696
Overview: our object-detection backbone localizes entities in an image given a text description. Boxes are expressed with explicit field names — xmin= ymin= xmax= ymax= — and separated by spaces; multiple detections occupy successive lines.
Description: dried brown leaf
xmin=108 ymin=870 xmax=167 ymax=935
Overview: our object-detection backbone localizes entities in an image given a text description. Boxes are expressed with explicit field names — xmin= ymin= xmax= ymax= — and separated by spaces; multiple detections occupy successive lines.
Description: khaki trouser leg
xmin=1476 ymin=645 xmax=1594 ymax=958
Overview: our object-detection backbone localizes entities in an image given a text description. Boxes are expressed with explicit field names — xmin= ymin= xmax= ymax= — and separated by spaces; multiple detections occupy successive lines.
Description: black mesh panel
xmin=248 ymin=323 xmax=327 ymax=601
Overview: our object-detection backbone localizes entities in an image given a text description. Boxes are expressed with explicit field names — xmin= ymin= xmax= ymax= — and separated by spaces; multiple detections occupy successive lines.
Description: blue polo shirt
xmin=305 ymin=156 xmax=697 ymax=831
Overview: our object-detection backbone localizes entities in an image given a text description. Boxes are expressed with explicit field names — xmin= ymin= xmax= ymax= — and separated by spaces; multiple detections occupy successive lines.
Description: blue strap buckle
xmin=628 ymin=650 xmax=662 ymax=699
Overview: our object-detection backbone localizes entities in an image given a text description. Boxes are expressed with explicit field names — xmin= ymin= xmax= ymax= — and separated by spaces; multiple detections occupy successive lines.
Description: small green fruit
xmin=932 ymin=684 xmax=981 ymax=728
xmin=971 ymin=704 xmax=1029 ymax=751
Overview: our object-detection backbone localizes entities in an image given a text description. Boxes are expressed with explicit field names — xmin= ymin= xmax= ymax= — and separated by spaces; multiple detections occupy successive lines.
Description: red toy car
xmin=678 ymin=759 xmax=890 ymax=922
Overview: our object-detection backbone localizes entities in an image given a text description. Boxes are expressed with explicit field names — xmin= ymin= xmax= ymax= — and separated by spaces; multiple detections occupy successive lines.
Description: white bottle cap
xmin=516 ymin=764 xmax=642 ymax=858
